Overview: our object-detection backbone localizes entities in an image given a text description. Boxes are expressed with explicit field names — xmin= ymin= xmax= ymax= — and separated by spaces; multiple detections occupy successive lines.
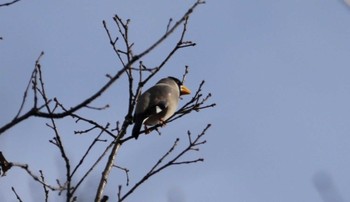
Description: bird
xmin=132 ymin=76 xmax=191 ymax=139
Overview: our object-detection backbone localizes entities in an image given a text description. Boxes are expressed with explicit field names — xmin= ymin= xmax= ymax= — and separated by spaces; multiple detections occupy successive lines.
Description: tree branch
xmin=1 ymin=1 xmax=211 ymax=201
xmin=0 ymin=0 xmax=20 ymax=7
xmin=11 ymin=187 xmax=23 ymax=202
xmin=119 ymin=124 xmax=210 ymax=201
xmin=94 ymin=1 xmax=206 ymax=201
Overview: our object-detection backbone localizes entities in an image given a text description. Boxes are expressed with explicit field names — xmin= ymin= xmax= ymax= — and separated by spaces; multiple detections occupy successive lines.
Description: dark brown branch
xmin=53 ymin=98 xmax=116 ymax=138
xmin=70 ymin=125 xmax=109 ymax=179
xmin=0 ymin=151 xmax=12 ymax=176
xmin=95 ymin=1 xmax=205 ymax=200
xmin=14 ymin=52 xmax=41 ymax=119
xmin=119 ymin=138 xmax=180 ymax=200
xmin=40 ymin=170 xmax=50 ymax=202
xmin=113 ymin=165 xmax=130 ymax=186
xmin=103 ymin=20 xmax=126 ymax=67
xmin=0 ymin=55 xmax=128 ymax=135
xmin=119 ymin=124 xmax=210 ymax=201
xmin=70 ymin=140 xmax=116 ymax=197
xmin=11 ymin=187 xmax=23 ymax=202
xmin=135 ymin=0 xmax=204 ymax=62
xmin=137 ymin=15 xmax=194 ymax=88
xmin=36 ymin=65 xmax=73 ymax=200
xmin=0 ymin=1 xmax=205 ymax=136
xmin=113 ymin=15 xmax=133 ymax=61
xmin=11 ymin=163 xmax=64 ymax=191
xmin=0 ymin=0 xmax=20 ymax=7
xmin=0 ymin=52 xmax=44 ymax=135
xmin=166 ymin=18 xmax=173 ymax=33
xmin=2 ymin=1 xmax=210 ymax=202
xmin=181 ymin=65 xmax=189 ymax=83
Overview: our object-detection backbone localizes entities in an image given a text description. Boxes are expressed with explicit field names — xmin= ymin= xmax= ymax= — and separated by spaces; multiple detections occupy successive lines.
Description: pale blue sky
xmin=1 ymin=0 xmax=350 ymax=201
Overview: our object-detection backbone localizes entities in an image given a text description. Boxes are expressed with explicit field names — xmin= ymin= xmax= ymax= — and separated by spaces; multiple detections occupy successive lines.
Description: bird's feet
xmin=159 ymin=119 xmax=166 ymax=127
xmin=144 ymin=125 xmax=151 ymax=134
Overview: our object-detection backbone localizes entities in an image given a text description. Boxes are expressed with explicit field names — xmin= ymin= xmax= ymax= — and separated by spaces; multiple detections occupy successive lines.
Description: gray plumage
xmin=132 ymin=77 xmax=190 ymax=139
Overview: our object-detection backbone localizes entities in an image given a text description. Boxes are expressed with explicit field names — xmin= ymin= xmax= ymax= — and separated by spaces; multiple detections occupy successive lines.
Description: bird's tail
xmin=132 ymin=119 xmax=143 ymax=139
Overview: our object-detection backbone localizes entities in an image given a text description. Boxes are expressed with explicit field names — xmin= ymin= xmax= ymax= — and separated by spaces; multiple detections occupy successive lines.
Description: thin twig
xmin=53 ymin=99 xmax=116 ymax=138
xmin=0 ymin=151 xmax=12 ymax=176
xmin=119 ymin=124 xmax=210 ymax=201
xmin=37 ymin=64 xmax=73 ymax=200
xmin=0 ymin=1 xmax=205 ymax=136
xmin=70 ymin=124 xmax=109 ymax=179
xmin=119 ymin=138 xmax=180 ymax=200
xmin=71 ymin=140 xmax=116 ymax=197
xmin=11 ymin=163 xmax=64 ymax=191
xmin=181 ymin=65 xmax=189 ymax=83
xmin=11 ymin=187 xmax=23 ymax=202
xmin=113 ymin=165 xmax=130 ymax=186
xmin=0 ymin=0 xmax=21 ymax=7
xmin=95 ymin=2 xmax=205 ymax=200
xmin=85 ymin=104 xmax=110 ymax=111
xmin=138 ymin=15 xmax=195 ymax=88
xmin=166 ymin=18 xmax=173 ymax=33
xmin=40 ymin=170 xmax=50 ymax=202
xmin=103 ymin=20 xmax=126 ymax=67
xmin=14 ymin=52 xmax=44 ymax=119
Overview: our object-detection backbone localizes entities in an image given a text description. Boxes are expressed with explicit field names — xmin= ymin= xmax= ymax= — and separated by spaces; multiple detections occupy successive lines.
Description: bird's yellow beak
xmin=180 ymin=85 xmax=191 ymax=95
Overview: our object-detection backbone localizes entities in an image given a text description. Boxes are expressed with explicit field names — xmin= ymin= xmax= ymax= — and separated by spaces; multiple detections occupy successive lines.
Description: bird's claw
xmin=159 ymin=119 xmax=166 ymax=127
xmin=144 ymin=125 xmax=151 ymax=134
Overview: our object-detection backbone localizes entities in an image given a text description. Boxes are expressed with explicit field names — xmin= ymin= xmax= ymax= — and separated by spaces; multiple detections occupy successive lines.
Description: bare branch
xmin=95 ymin=141 xmax=122 ymax=201
xmin=119 ymin=124 xmax=210 ymax=201
xmin=71 ymin=125 xmax=110 ymax=179
xmin=53 ymin=99 xmax=116 ymax=138
xmin=103 ymin=20 xmax=125 ymax=67
xmin=137 ymin=15 xmax=195 ymax=88
xmin=95 ymin=1 xmax=206 ymax=201
xmin=0 ymin=0 xmax=21 ymax=7
xmin=0 ymin=151 xmax=12 ymax=176
xmin=0 ymin=1 xmax=206 ymax=136
xmin=165 ymin=18 xmax=173 ymax=33
xmin=11 ymin=187 xmax=23 ymax=202
xmin=135 ymin=0 xmax=204 ymax=61
xmin=36 ymin=64 xmax=73 ymax=200
xmin=113 ymin=165 xmax=130 ymax=186
xmin=40 ymin=170 xmax=50 ymax=202
xmin=71 ymin=140 xmax=116 ymax=197
xmin=0 ymin=54 xmax=128 ymax=135
xmin=11 ymin=163 xmax=65 ymax=191
xmin=2 ymin=1 xmax=211 ymax=202
xmin=119 ymin=138 xmax=180 ymax=200
xmin=13 ymin=52 xmax=44 ymax=120
xmin=181 ymin=65 xmax=190 ymax=83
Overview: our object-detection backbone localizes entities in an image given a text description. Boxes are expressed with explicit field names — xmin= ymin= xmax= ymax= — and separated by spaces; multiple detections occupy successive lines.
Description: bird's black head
xmin=168 ymin=76 xmax=183 ymax=86
xmin=168 ymin=76 xmax=182 ymax=93
xmin=167 ymin=76 xmax=191 ymax=96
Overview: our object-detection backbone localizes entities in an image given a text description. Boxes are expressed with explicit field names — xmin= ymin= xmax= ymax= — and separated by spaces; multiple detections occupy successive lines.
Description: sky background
xmin=1 ymin=0 xmax=350 ymax=201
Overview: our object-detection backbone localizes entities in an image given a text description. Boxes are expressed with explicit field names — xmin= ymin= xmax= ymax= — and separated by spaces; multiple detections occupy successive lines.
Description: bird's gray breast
xmin=141 ymin=84 xmax=180 ymax=125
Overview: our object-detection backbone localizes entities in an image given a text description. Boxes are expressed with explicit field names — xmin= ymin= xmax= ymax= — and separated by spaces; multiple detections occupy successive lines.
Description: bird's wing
xmin=132 ymin=98 xmax=168 ymax=139
xmin=132 ymin=84 xmax=175 ymax=139
xmin=143 ymin=100 xmax=167 ymax=118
